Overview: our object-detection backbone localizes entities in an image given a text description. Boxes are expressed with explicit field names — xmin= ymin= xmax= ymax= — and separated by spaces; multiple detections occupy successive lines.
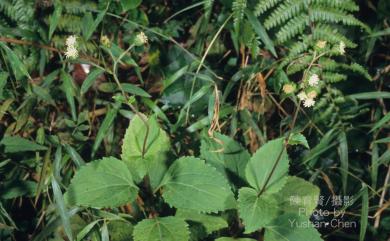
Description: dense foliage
xmin=0 ymin=0 xmax=389 ymax=241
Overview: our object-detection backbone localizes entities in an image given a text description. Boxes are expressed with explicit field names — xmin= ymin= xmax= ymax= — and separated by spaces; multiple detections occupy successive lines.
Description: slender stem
xmin=112 ymin=44 xmax=150 ymax=158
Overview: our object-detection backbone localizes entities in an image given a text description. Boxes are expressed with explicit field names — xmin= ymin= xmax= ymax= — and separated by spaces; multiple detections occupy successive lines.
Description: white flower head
xmin=282 ymin=83 xmax=296 ymax=94
xmin=64 ymin=46 xmax=78 ymax=59
xmin=303 ymin=98 xmax=316 ymax=108
xmin=135 ymin=32 xmax=148 ymax=46
xmin=66 ymin=35 xmax=77 ymax=47
xmin=297 ymin=91 xmax=307 ymax=101
xmin=339 ymin=41 xmax=346 ymax=55
xmin=308 ymin=74 xmax=320 ymax=86
xmin=316 ymin=40 xmax=327 ymax=49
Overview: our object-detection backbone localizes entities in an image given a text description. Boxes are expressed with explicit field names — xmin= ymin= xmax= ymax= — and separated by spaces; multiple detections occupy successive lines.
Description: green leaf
xmin=348 ymin=91 xmax=390 ymax=100
xmin=92 ymin=105 xmax=118 ymax=157
xmin=360 ymin=185 xmax=368 ymax=241
xmin=273 ymin=176 xmax=320 ymax=217
xmin=338 ymin=132 xmax=349 ymax=194
xmin=200 ymin=132 xmax=250 ymax=180
xmin=370 ymin=112 xmax=390 ymax=132
xmin=49 ymin=2 xmax=62 ymax=40
xmin=160 ymin=157 xmax=234 ymax=213
xmin=0 ymin=72 xmax=8 ymax=100
xmin=0 ymin=42 xmax=31 ymax=80
xmin=133 ymin=216 xmax=189 ymax=241
xmin=238 ymin=187 xmax=279 ymax=233
xmin=288 ymin=133 xmax=309 ymax=149
xmin=0 ymin=136 xmax=47 ymax=153
xmin=121 ymin=0 xmax=142 ymax=11
xmin=264 ymin=213 xmax=323 ymax=241
xmin=121 ymin=115 xmax=170 ymax=189
xmin=65 ymin=157 xmax=138 ymax=208
xmin=176 ymin=209 xmax=228 ymax=234
xmin=82 ymin=9 xmax=107 ymax=40
xmin=245 ymin=138 xmax=289 ymax=194
xmin=61 ymin=70 xmax=77 ymax=121
xmin=80 ymin=68 xmax=104 ymax=94
xmin=122 ymin=83 xmax=151 ymax=97
xmin=51 ymin=177 xmax=73 ymax=241
xmin=245 ymin=10 xmax=277 ymax=57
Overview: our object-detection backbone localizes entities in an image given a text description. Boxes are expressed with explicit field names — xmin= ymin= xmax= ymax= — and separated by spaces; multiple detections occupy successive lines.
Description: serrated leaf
xmin=133 ymin=216 xmax=189 ymax=241
xmin=238 ymin=187 xmax=279 ymax=233
xmin=200 ymin=133 xmax=250 ymax=181
xmin=160 ymin=157 xmax=234 ymax=213
xmin=65 ymin=157 xmax=138 ymax=208
xmin=0 ymin=136 xmax=47 ymax=153
xmin=288 ymin=133 xmax=309 ymax=149
xmin=273 ymin=176 xmax=320 ymax=217
xmin=245 ymin=138 xmax=289 ymax=194
xmin=176 ymin=209 xmax=228 ymax=234
xmin=121 ymin=115 xmax=170 ymax=189
xmin=264 ymin=213 xmax=323 ymax=241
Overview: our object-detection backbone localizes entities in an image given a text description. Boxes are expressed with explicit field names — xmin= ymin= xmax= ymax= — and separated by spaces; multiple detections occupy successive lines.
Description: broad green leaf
xmin=176 ymin=209 xmax=228 ymax=234
xmin=238 ymin=187 xmax=278 ymax=233
xmin=273 ymin=176 xmax=320 ymax=217
xmin=245 ymin=138 xmax=289 ymax=194
xmin=80 ymin=68 xmax=104 ymax=94
xmin=122 ymin=83 xmax=151 ymax=97
xmin=216 ymin=238 xmax=256 ymax=241
xmin=49 ymin=2 xmax=62 ymax=40
xmin=133 ymin=216 xmax=189 ymax=241
xmin=288 ymin=133 xmax=309 ymax=149
xmin=161 ymin=157 xmax=234 ymax=213
xmin=0 ymin=136 xmax=47 ymax=153
xmin=121 ymin=0 xmax=142 ymax=11
xmin=200 ymin=132 xmax=250 ymax=180
xmin=264 ymin=213 xmax=322 ymax=241
xmin=121 ymin=115 xmax=170 ymax=189
xmin=65 ymin=157 xmax=138 ymax=208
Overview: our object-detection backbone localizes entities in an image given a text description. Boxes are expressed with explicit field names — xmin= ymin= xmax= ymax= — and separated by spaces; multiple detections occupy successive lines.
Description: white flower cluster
xmin=64 ymin=35 xmax=78 ymax=59
xmin=135 ymin=32 xmax=148 ymax=46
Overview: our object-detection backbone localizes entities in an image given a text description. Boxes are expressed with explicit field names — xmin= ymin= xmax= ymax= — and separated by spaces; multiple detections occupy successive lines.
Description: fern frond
xmin=322 ymin=72 xmax=347 ymax=83
xmin=309 ymin=0 xmax=359 ymax=12
xmin=309 ymin=7 xmax=364 ymax=28
xmin=276 ymin=14 xmax=309 ymax=43
xmin=312 ymin=24 xmax=356 ymax=48
xmin=232 ymin=0 xmax=247 ymax=29
xmin=254 ymin=0 xmax=282 ymax=16
xmin=264 ymin=0 xmax=305 ymax=29
xmin=286 ymin=55 xmax=313 ymax=75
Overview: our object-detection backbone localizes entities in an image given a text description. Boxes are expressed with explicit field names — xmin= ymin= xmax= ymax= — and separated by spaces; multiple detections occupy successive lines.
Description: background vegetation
xmin=0 ymin=0 xmax=389 ymax=240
